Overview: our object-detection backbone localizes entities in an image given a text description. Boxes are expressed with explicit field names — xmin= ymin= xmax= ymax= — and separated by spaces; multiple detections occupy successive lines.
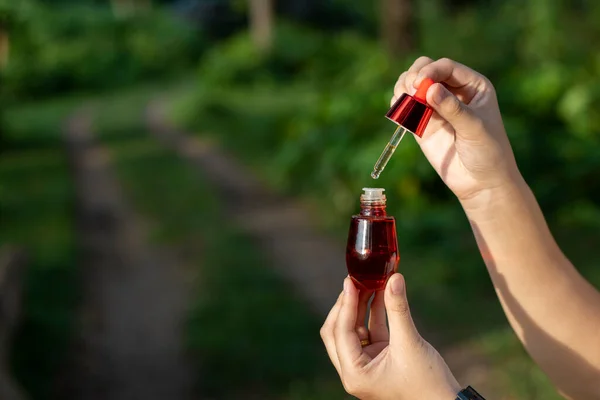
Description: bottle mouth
xmin=360 ymin=187 xmax=386 ymax=205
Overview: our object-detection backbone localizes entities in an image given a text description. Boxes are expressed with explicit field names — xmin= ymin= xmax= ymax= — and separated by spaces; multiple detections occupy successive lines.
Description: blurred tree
xmin=249 ymin=0 xmax=273 ymax=52
xmin=0 ymin=0 xmax=32 ymax=69
xmin=0 ymin=23 xmax=8 ymax=69
xmin=137 ymin=0 xmax=153 ymax=11
xmin=0 ymin=0 xmax=34 ymax=148
xmin=380 ymin=0 xmax=413 ymax=57
xmin=172 ymin=0 xmax=243 ymax=39
xmin=111 ymin=0 xmax=152 ymax=18
xmin=111 ymin=0 xmax=134 ymax=17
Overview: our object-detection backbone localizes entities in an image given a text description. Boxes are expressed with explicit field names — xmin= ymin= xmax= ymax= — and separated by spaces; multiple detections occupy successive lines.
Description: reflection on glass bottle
xmin=346 ymin=188 xmax=399 ymax=291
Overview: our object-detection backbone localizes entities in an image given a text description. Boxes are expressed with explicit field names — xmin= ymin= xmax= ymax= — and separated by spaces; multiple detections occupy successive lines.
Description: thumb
xmin=385 ymin=273 xmax=421 ymax=348
xmin=427 ymin=83 xmax=480 ymax=138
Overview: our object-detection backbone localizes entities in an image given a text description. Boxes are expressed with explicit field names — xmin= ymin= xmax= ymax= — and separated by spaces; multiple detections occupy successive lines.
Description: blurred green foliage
xmin=2 ymin=0 xmax=600 ymax=398
xmin=1 ymin=1 xmax=202 ymax=102
xmin=172 ymin=10 xmax=600 ymax=394
xmin=177 ymin=0 xmax=600 ymax=267
xmin=170 ymin=3 xmax=600 ymax=395
xmin=1 ymin=99 xmax=79 ymax=399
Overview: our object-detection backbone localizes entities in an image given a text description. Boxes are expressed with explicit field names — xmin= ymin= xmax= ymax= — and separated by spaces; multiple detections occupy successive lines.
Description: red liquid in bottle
xmin=346 ymin=188 xmax=399 ymax=291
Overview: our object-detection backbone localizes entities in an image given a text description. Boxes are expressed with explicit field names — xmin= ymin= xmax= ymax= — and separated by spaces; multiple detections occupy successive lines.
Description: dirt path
xmin=63 ymin=108 xmax=195 ymax=400
xmin=145 ymin=101 xmax=347 ymax=317
xmin=144 ymin=100 xmax=497 ymax=395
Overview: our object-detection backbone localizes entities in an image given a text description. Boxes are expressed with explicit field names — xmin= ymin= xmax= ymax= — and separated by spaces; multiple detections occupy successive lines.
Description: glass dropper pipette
xmin=371 ymin=125 xmax=407 ymax=179
xmin=370 ymin=77 xmax=435 ymax=180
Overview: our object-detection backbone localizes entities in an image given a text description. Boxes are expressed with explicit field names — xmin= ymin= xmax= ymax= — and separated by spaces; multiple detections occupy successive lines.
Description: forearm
xmin=462 ymin=173 xmax=600 ymax=399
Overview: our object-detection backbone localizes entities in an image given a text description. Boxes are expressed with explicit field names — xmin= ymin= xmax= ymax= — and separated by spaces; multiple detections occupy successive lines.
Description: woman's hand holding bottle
xmin=320 ymin=275 xmax=461 ymax=400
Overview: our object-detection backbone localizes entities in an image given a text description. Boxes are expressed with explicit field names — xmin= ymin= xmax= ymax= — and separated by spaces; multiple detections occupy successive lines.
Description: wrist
xmin=459 ymin=173 xmax=529 ymax=221
xmin=438 ymin=380 xmax=463 ymax=400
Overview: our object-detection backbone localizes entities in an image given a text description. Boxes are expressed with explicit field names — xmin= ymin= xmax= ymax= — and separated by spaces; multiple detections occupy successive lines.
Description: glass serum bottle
xmin=346 ymin=188 xmax=399 ymax=291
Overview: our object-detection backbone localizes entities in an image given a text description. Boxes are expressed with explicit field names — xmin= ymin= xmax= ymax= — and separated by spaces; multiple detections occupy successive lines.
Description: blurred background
xmin=1 ymin=0 xmax=600 ymax=399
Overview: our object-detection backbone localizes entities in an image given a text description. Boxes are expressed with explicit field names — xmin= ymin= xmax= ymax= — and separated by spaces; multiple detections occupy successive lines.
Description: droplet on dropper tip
xmin=370 ymin=170 xmax=380 ymax=179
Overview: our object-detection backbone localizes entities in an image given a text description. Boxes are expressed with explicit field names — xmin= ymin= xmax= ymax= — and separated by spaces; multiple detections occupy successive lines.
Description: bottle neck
xmin=360 ymin=203 xmax=387 ymax=217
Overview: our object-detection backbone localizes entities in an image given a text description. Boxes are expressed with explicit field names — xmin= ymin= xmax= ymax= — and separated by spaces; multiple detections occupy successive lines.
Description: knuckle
xmin=394 ymin=72 xmax=407 ymax=92
xmin=481 ymin=77 xmax=496 ymax=94
xmin=405 ymin=70 xmax=417 ymax=81
xmin=397 ymin=71 xmax=408 ymax=83
xmin=405 ymin=71 xmax=418 ymax=87
xmin=391 ymin=301 xmax=410 ymax=318
xmin=319 ymin=325 xmax=328 ymax=340
xmin=416 ymin=55 xmax=433 ymax=64
xmin=446 ymin=98 xmax=464 ymax=117
xmin=341 ymin=382 xmax=353 ymax=395
xmin=341 ymin=378 xmax=359 ymax=396
xmin=416 ymin=63 xmax=435 ymax=78
xmin=438 ymin=56 xmax=454 ymax=65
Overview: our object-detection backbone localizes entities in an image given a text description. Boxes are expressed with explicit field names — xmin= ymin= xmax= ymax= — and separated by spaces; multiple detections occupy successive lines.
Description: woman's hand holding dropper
xmin=393 ymin=56 xmax=523 ymax=209
xmin=397 ymin=57 xmax=600 ymax=400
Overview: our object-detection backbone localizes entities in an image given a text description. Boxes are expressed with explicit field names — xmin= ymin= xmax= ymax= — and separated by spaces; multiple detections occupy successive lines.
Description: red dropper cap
xmin=385 ymin=78 xmax=435 ymax=137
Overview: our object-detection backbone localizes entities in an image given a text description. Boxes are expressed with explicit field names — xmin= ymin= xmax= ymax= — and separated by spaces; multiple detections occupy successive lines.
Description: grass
xmin=476 ymin=329 xmax=563 ymax=400
xmin=1 ymin=101 xmax=78 ymax=398
xmin=93 ymin=95 xmax=351 ymax=399
xmin=0 ymin=83 xmax=183 ymax=398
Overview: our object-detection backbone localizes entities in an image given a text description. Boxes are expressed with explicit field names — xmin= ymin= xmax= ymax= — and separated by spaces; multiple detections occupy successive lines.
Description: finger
xmin=368 ymin=290 xmax=389 ymax=342
xmin=426 ymin=83 xmax=483 ymax=139
xmin=384 ymin=273 xmax=422 ymax=350
xmin=405 ymin=56 xmax=434 ymax=96
xmin=413 ymin=58 xmax=487 ymax=102
xmin=356 ymin=289 xmax=374 ymax=342
xmin=334 ymin=277 xmax=369 ymax=370
xmin=392 ymin=71 xmax=408 ymax=105
xmin=320 ymin=291 xmax=344 ymax=374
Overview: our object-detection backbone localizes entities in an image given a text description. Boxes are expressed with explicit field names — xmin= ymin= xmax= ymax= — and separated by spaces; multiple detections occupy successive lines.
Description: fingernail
xmin=356 ymin=326 xmax=369 ymax=340
xmin=391 ymin=275 xmax=405 ymax=295
xmin=432 ymin=84 xmax=447 ymax=105
xmin=343 ymin=278 xmax=352 ymax=294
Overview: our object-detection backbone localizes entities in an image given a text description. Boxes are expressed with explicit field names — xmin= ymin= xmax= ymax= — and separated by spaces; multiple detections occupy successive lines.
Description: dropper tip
xmin=370 ymin=170 xmax=380 ymax=179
